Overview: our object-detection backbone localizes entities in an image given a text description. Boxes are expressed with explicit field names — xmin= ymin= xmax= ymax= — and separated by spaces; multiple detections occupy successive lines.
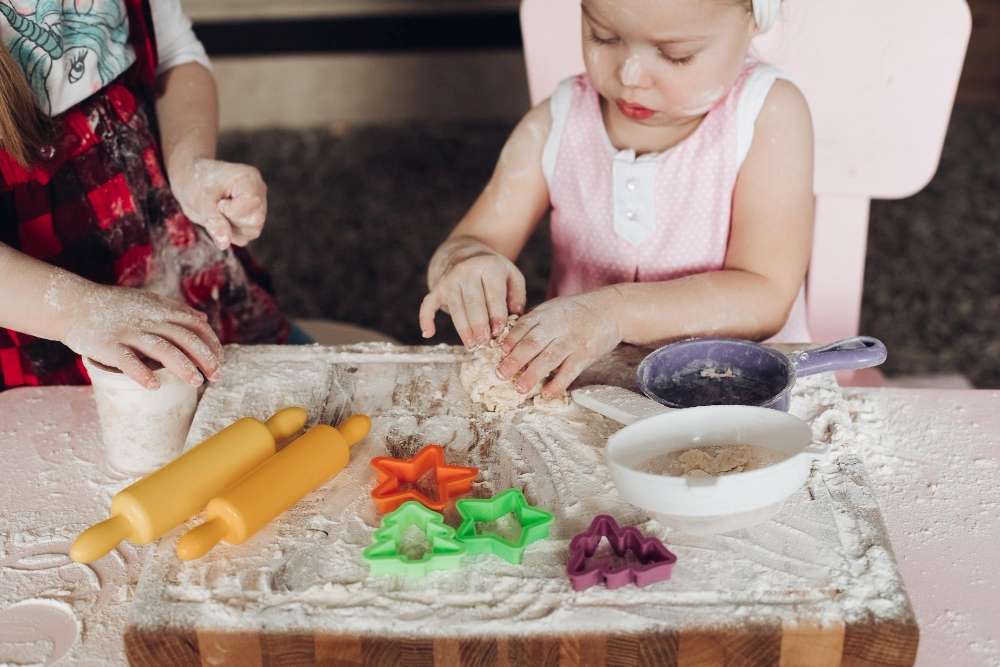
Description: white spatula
xmin=570 ymin=385 xmax=671 ymax=426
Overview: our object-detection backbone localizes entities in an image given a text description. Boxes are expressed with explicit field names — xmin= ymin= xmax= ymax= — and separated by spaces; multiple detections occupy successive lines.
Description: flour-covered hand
xmin=60 ymin=284 xmax=223 ymax=390
xmin=420 ymin=238 xmax=527 ymax=348
xmin=171 ymin=158 xmax=267 ymax=250
xmin=496 ymin=289 xmax=622 ymax=398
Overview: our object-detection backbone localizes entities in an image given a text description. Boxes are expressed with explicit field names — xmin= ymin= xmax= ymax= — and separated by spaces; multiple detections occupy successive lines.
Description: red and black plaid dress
xmin=0 ymin=0 xmax=289 ymax=391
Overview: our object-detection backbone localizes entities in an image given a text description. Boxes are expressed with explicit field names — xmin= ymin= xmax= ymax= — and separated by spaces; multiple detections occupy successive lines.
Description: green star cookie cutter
xmin=362 ymin=501 xmax=466 ymax=577
xmin=455 ymin=488 xmax=554 ymax=564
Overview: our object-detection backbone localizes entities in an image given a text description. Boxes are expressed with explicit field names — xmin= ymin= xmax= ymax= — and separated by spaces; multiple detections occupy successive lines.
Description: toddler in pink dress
xmin=422 ymin=0 xmax=814 ymax=398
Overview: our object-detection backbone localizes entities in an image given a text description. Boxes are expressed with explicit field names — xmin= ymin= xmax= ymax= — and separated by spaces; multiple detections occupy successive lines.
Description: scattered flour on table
xmin=1 ymin=387 xmax=146 ymax=666
xmin=124 ymin=348 xmax=917 ymax=640
xmin=841 ymin=387 xmax=1000 ymax=665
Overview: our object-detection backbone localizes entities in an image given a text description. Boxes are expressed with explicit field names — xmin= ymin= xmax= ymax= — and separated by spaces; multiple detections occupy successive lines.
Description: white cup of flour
xmin=83 ymin=357 xmax=199 ymax=476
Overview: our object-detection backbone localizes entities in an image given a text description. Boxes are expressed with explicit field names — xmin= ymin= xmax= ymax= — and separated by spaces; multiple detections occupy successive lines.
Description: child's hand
xmin=61 ymin=284 xmax=224 ymax=390
xmin=420 ymin=239 xmax=527 ymax=348
xmin=171 ymin=158 xmax=267 ymax=251
xmin=496 ymin=290 xmax=622 ymax=398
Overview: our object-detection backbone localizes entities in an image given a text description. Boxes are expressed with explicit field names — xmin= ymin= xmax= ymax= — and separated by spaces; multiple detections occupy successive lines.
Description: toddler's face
xmin=581 ymin=0 xmax=755 ymax=126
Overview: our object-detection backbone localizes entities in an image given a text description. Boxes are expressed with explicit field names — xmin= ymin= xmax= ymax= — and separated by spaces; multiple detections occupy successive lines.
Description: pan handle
xmin=788 ymin=337 xmax=887 ymax=378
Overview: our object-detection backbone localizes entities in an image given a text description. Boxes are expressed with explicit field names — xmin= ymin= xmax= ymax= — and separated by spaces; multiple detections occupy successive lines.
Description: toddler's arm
xmin=420 ymin=101 xmax=553 ymax=347
xmin=0 ymin=243 xmax=223 ymax=389
xmin=499 ymin=80 xmax=815 ymax=397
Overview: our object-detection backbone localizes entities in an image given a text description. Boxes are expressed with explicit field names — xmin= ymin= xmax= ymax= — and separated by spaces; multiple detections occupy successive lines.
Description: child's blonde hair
xmin=0 ymin=46 xmax=46 ymax=167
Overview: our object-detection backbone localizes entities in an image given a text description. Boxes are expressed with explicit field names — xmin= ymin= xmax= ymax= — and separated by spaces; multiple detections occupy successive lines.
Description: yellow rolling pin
xmin=176 ymin=414 xmax=371 ymax=560
xmin=70 ymin=407 xmax=309 ymax=563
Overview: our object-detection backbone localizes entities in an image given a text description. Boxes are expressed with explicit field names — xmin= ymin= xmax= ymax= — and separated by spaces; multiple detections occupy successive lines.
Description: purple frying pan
xmin=636 ymin=336 xmax=887 ymax=412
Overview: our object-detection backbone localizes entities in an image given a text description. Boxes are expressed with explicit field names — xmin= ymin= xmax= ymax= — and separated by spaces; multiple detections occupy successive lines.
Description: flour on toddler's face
xmin=580 ymin=0 xmax=757 ymax=149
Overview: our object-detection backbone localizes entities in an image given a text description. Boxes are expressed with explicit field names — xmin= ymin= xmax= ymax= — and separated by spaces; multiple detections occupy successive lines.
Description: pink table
xmin=841 ymin=387 xmax=1000 ymax=667
xmin=0 ymin=387 xmax=145 ymax=666
xmin=1 ymin=385 xmax=997 ymax=666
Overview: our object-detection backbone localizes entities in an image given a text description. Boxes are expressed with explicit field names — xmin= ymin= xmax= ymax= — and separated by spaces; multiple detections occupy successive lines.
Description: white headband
xmin=752 ymin=0 xmax=781 ymax=32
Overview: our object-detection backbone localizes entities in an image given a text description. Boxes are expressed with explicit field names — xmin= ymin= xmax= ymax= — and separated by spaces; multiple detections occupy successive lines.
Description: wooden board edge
xmin=842 ymin=618 xmax=919 ymax=667
xmin=125 ymin=625 xmax=200 ymax=666
xmin=196 ymin=629 xmax=265 ymax=666
xmin=779 ymin=620 xmax=846 ymax=667
xmin=125 ymin=619 xmax=921 ymax=667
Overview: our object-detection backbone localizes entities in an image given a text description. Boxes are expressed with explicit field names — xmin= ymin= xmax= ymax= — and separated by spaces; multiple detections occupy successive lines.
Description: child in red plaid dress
xmin=0 ymin=0 xmax=290 ymax=391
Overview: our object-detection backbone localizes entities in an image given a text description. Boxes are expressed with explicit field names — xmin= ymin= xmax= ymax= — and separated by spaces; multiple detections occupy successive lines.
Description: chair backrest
xmin=520 ymin=0 xmax=970 ymax=343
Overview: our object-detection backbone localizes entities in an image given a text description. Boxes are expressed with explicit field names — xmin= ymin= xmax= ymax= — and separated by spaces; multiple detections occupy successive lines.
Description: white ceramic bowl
xmin=606 ymin=405 xmax=825 ymax=533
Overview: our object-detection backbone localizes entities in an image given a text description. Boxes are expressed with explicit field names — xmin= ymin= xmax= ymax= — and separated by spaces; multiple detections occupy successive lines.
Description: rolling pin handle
xmin=70 ymin=513 xmax=131 ymax=564
xmin=265 ymin=407 xmax=309 ymax=441
xmin=176 ymin=517 xmax=229 ymax=561
xmin=338 ymin=414 xmax=372 ymax=448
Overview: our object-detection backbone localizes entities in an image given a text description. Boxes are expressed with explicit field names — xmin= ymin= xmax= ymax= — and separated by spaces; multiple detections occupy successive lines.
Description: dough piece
xmin=640 ymin=444 xmax=771 ymax=477
xmin=676 ymin=448 xmax=716 ymax=472
xmin=711 ymin=445 xmax=752 ymax=474
xmin=677 ymin=445 xmax=752 ymax=476
xmin=460 ymin=317 xmax=542 ymax=412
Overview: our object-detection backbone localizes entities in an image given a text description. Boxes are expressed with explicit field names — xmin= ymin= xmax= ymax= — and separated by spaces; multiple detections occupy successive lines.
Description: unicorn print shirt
xmin=1 ymin=0 xmax=208 ymax=116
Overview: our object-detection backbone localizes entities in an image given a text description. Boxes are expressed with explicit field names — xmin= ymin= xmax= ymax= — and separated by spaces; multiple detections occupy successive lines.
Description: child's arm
xmin=420 ymin=102 xmax=552 ymax=347
xmin=499 ymin=80 xmax=815 ymax=397
xmin=0 ymin=243 xmax=223 ymax=389
xmin=155 ymin=62 xmax=267 ymax=250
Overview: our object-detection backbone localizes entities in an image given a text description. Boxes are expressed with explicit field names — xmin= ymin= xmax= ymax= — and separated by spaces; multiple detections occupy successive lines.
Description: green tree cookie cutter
xmin=455 ymin=488 xmax=554 ymax=564
xmin=363 ymin=501 xmax=466 ymax=576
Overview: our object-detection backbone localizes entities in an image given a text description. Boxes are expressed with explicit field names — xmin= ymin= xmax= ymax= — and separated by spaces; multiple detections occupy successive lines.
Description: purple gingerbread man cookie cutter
xmin=566 ymin=515 xmax=677 ymax=591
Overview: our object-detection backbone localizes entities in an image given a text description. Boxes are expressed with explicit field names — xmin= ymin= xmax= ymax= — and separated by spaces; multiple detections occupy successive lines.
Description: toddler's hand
xmin=171 ymin=158 xmax=267 ymax=251
xmin=420 ymin=240 xmax=526 ymax=348
xmin=496 ymin=290 xmax=622 ymax=398
xmin=61 ymin=284 xmax=224 ymax=390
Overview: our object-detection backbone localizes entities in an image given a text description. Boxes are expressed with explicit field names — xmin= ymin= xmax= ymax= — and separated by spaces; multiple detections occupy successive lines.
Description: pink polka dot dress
xmin=541 ymin=63 xmax=811 ymax=342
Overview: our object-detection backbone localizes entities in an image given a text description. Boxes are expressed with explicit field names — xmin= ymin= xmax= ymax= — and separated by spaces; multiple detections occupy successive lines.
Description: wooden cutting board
xmin=124 ymin=344 xmax=918 ymax=666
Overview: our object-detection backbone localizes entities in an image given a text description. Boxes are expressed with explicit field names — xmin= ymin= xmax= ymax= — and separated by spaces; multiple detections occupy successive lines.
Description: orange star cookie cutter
xmin=370 ymin=444 xmax=479 ymax=514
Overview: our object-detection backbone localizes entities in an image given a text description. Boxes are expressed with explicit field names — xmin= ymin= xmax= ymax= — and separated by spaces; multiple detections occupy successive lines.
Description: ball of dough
xmin=459 ymin=317 xmax=542 ymax=412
